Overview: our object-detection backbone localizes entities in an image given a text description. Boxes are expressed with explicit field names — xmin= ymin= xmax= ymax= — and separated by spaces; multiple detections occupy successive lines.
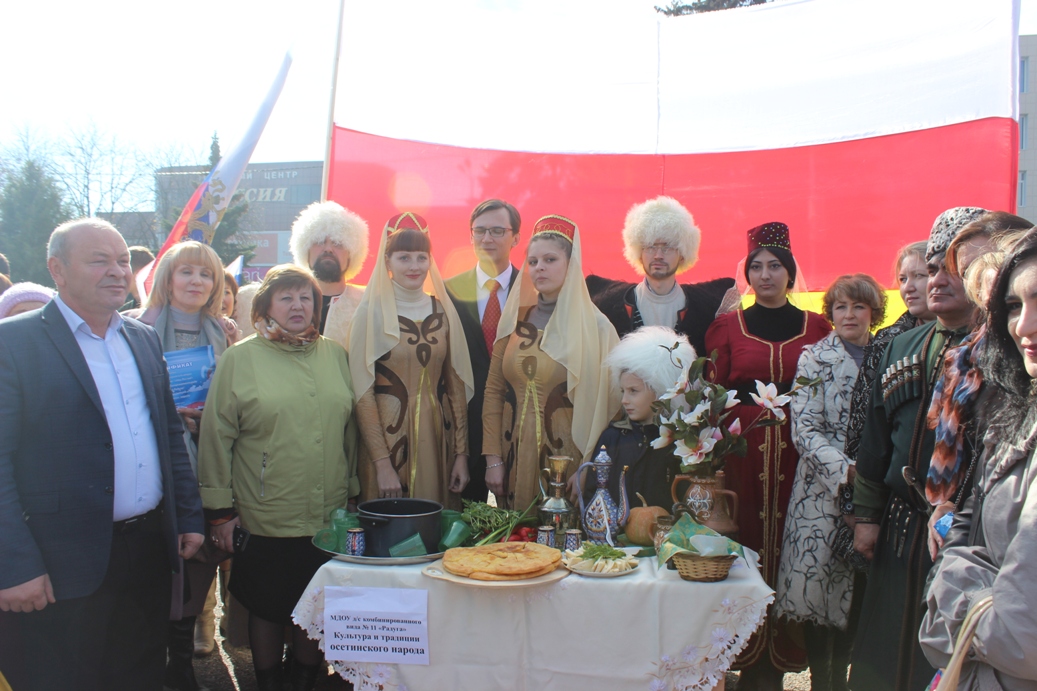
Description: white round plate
xmin=563 ymin=562 xmax=640 ymax=578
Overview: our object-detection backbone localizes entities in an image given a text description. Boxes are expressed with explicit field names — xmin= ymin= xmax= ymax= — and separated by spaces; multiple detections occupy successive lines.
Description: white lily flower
xmin=681 ymin=401 xmax=711 ymax=426
xmin=650 ymin=410 xmax=680 ymax=449
xmin=659 ymin=367 xmax=691 ymax=402
xmin=675 ymin=427 xmax=718 ymax=465
xmin=749 ymin=380 xmax=791 ymax=421
xmin=651 ymin=425 xmax=675 ymax=449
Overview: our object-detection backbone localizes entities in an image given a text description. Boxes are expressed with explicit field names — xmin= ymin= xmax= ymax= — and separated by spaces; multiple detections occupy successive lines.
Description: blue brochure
xmin=934 ymin=512 xmax=954 ymax=539
xmin=165 ymin=345 xmax=216 ymax=410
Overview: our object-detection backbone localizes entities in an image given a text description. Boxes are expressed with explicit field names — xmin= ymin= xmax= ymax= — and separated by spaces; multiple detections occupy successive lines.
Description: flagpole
xmin=321 ymin=0 xmax=346 ymax=202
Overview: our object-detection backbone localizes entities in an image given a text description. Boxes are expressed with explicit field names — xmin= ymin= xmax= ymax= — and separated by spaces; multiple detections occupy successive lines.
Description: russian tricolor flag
xmin=140 ymin=52 xmax=293 ymax=296
xmin=326 ymin=0 xmax=1019 ymax=289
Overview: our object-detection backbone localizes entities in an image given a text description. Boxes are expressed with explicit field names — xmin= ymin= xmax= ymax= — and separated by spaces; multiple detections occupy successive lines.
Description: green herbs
xmin=461 ymin=501 xmax=519 ymax=534
xmin=461 ymin=498 xmax=539 ymax=546
xmin=579 ymin=543 xmax=627 ymax=561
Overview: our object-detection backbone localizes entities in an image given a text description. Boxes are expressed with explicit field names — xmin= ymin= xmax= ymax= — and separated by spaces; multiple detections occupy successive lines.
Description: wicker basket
xmin=671 ymin=552 xmax=737 ymax=582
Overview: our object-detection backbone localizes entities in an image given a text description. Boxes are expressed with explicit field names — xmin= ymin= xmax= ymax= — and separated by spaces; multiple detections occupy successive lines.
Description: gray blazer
xmin=0 ymin=301 xmax=204 ymax=600
xmin=920 ymin=420 xmax=1037 ymax=689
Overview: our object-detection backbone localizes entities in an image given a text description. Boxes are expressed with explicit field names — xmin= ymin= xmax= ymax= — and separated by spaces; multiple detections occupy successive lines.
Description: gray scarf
xmin=141 ymin=305 xmax=229 ymax=359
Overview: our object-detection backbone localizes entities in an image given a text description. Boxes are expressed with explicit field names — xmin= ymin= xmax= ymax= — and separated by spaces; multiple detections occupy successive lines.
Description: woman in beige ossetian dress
xmin=483 ymin=215 xmax=620 ymax=511
xmin=348 ymin=212 xmax=474 ymax=508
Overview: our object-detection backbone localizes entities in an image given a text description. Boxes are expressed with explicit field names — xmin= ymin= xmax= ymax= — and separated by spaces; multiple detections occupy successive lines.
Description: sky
xmin=1 ymin=0 xmax=1035 ymax=173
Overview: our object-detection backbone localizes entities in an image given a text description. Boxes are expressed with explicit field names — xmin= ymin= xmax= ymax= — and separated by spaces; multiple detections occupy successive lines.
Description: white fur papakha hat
xmin=622 ymin=196 xmax=701 ymax=276
xmin=605 ymin=325 xmax=696 ymax=396
xmin=289 ymin=201 xmax=369 ymax=282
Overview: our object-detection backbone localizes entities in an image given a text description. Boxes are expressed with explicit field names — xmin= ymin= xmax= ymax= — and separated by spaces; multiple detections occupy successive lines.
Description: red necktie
xmin=482 ymin=279 xmax=501 ymax=354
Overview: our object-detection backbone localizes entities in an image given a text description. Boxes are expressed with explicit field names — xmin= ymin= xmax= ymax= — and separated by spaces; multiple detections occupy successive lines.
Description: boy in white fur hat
xmin=586 ymin=196 xmax=735 ymax=357
xmin=586 ymin=325 xmax=696 ymax=510
xmin=289 ymin=201 xmax=370 ymax=346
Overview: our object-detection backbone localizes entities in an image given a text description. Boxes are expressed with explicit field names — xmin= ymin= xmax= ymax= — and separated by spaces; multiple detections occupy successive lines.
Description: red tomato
xmin=507 ymin=534 xmax=524 ymax=542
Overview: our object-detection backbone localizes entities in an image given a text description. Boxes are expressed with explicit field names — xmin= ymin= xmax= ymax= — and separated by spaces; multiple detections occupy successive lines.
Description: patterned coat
xmin=775 ymin=331 xmax=858 ymax=629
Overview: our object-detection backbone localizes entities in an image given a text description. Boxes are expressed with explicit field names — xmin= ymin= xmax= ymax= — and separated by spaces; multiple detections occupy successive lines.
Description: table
xmin=293 ymin=550 xmax=773 ymax=691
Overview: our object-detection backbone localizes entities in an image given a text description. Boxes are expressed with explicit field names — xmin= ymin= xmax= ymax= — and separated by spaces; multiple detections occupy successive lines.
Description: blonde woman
xmin=127 ymin=240 xmax=233 ymax=691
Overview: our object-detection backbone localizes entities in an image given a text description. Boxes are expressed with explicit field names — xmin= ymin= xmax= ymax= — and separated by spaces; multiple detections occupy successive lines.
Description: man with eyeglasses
xmin=587 ymin=196 xmax=735 ymax=356
xmin=445 ymin=199 xmax=522 ymax=502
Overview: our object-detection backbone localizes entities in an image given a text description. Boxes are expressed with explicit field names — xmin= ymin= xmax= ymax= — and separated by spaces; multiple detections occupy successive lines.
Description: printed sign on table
xmin=164 ymin=345 xmax=216 ymax=409
xmin=324 ymin=587 xmax=429 ymax=665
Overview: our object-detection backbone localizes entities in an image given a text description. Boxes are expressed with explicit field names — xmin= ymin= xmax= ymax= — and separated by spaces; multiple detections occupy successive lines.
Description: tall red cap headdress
xmin=746 ymin=222 xmax=791 ymax=254
xmin=532 ymin=215 xmax=577 ymax=243
xmin=386 ymin=212 xmax=430 ymax=235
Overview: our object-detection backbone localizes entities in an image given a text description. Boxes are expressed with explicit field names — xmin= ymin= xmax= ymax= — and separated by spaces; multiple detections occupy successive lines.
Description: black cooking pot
xmin=356 ymin=498 xmax=443 ymax=557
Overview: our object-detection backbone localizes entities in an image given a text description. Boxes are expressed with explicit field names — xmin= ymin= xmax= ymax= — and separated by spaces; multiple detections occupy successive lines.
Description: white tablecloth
xmin=293 ymin=551 xmax=773 ymax=691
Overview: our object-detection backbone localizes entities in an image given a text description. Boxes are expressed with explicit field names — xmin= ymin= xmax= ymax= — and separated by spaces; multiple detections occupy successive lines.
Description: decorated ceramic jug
xmin=577 ymin=446 xmax=629 ymax=545
xmin=671 ymin=470 xmax=740 ymax=540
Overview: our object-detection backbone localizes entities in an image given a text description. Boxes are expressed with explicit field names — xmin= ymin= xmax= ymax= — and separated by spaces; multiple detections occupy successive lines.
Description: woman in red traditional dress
xmin=705 ymin=222 xmax=830 ymax=690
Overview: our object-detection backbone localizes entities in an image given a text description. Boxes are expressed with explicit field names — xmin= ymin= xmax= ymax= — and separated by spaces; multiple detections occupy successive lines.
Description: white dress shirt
xmin=475 ymin=264 xmax=514 ymax=320
xmin=54 ymin=296 xmax=163 ymax=520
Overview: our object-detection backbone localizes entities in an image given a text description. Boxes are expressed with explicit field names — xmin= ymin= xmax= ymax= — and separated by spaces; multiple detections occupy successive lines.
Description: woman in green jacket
xmin=198 ymin=264 xmax=359 ymax=691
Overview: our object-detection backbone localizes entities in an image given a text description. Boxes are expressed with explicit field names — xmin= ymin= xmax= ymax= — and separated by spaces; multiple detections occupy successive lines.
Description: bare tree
xmin=0 ymin=126 xmax=55 ymax=191
xmin=52 ymin=121 xmax=154 ymax=218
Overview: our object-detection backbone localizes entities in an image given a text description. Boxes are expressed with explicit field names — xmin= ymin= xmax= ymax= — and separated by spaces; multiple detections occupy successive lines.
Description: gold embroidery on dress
xmin=516 ymin=357 xmax=543 ymax=467
xmin=409 ymin=366 xmax=430 ymax=497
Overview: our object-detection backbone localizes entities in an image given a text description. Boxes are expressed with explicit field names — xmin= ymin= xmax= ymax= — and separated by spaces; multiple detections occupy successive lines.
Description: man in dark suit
xmin=445 ymin=199 xmax=521 ymax=502
xmin=0 ymin=218 xmax=204 ymax=691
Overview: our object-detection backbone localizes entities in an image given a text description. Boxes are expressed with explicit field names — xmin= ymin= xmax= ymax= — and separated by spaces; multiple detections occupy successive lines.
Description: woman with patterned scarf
xmin=198 ymin=264 xmax=360 ymax=691
xmin=919 ymin=226 xmax=1037 ymax=689
xmin=924 ymin=218 xmax=1032 ymax=560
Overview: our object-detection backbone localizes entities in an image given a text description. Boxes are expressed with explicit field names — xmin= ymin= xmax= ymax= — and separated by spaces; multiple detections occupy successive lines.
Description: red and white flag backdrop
xmin=326 ymin=0 xmax=1020 ymax=289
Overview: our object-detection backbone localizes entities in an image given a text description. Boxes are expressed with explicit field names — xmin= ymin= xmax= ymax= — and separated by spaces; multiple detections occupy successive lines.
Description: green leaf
xmin=689 ymin=359 xmax=704 ymax=383
xmin=710 ymin=392 xmax=727 ymax=416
